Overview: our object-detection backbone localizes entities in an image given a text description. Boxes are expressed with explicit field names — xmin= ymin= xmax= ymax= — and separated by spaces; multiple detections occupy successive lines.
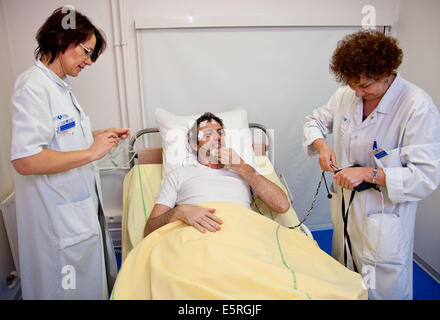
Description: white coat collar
xmin=374 ymin=72 xmax=404 ymax=115
xmin=35 ymin=59 xmax=72 ymax=92
xmin=35 ymin=59 xmax=86 ymax=117
xmin=353 ymin=73 xmax=404 ymax=128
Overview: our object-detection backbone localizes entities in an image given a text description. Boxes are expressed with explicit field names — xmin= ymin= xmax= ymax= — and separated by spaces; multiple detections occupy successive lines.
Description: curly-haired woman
xmin=303 ymin=30 xmax=440 ymax=299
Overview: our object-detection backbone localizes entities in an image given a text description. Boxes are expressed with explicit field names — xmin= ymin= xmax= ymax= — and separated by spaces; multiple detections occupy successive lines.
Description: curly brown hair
xmin=330 ymin=30 xmax=403 ymax=84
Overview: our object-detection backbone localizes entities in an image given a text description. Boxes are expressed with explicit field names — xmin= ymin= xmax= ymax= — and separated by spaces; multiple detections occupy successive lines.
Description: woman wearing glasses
xmin=10 ymin=7 xmax=128 ymax=299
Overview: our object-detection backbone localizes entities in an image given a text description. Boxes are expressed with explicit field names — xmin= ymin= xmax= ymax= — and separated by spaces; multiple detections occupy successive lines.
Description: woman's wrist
xmin=85 ymin=146 xmax=99 ymax=162
xmin=362 ymin=167 xmax=373 ymax=183
xmin=312 ymin=138 xmax=330 ymax=155
xmin=363 ymin=167 xmax=380 ymax=185
xmin=92 ymin=129 xmax=106 ymax=138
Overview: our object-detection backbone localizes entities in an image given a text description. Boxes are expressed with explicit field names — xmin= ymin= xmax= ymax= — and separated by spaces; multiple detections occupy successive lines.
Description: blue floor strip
xmin=310 ymin=228 xmax=440 ymax=300
xmin=115 ymin=248 xmax=122 ymax=271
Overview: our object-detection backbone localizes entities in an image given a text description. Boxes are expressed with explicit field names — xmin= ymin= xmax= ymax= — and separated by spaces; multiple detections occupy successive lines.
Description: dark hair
xmin=35 ymin=6 xmax=106 ymax=63
xmin=330 ymin=30 xmax=403 ymax=84
xmin=188 ymin=112 xmax=224 ymax=147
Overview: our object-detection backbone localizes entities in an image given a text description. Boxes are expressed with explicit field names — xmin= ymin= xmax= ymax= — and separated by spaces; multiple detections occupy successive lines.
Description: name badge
xmin=374 ymin=148 xmax=388 ymax=159
xmin=373 ymin=140 xmax=388 ymax=159
xmin=55 ymin=114 xmax=76 ymax=135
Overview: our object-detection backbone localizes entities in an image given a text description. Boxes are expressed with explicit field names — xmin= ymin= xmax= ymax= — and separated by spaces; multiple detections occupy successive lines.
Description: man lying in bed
xmin=144 ymin=112 xmax=290 ymax=237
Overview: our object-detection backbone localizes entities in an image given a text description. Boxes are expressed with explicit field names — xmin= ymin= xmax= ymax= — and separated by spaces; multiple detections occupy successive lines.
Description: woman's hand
xmin=88 ymin=131 xmax=120 ymax=161
xmin=312 ymin=138 xmax=338 ymax=172
xmin=333 ymin=167 xmax=370 ymax=190
xmin=93 ymin=127 xmax=130 ymax=139
xmin=88 ymin=128 xmax=130 ymax=161
xmin=106 ymin=127 xmax=130 ymax=139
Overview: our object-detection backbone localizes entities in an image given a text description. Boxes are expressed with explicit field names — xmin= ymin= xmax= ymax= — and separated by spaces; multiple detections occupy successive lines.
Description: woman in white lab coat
xmin=303 ymin=30 xmax=440 ymax=299
xmin=10 ymin=7 xmax=128 ymax=299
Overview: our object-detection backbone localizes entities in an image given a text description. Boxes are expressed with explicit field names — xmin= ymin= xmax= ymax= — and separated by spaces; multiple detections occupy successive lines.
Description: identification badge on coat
xmin=373 ymin=140 xmax=388 ymax=159
xmin=55 ymin=114 xmax=76 ymax=136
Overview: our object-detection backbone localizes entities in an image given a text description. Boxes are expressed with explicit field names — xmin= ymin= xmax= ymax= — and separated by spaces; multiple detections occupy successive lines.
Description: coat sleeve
xmin=10 ymin=79 xmax=53 ymax=161
xmin=303 ymin=87 xmax=345 ymax=157
xmin=384 ymin=99 xmax=440 ymax=203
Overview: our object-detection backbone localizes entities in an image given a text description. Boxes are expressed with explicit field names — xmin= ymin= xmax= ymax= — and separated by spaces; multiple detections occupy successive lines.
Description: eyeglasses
xmin=79 ymin=43 xmax=93 ymax=58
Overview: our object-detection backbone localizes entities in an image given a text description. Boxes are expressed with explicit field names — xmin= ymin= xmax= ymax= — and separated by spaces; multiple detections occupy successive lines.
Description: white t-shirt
xmin=155 ymin=163 xmax=253 ymax=209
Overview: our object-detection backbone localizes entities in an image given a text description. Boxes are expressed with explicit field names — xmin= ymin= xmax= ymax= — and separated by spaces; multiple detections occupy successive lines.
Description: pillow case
xmin=155 ymin=107 xmax=258 ymax=177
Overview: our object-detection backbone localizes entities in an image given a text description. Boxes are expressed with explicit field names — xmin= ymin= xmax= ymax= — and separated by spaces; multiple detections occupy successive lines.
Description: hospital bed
xmin=114 ymin=122 xmax=367 ymax=300
xmin=121 ymin=123 xmax=311 ymax=262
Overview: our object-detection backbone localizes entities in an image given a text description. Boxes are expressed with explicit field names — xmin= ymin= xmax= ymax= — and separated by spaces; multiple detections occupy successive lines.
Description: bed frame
xmin=127 ymin=123 xmax=313 ymax=239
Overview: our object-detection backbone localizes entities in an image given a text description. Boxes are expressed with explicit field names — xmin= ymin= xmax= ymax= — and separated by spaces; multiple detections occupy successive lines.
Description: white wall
xmin=395 ymin=0 xmax=440 ymax=277
xmin=0 ymin=0 xmax=18 ymax=300
xmin=0 ymin=0 xmax=14 ymax=200
xmin=123 ymin=0 xmax=398 ymax=133
xmin=396 ymin=0 xmax=440 ymax=106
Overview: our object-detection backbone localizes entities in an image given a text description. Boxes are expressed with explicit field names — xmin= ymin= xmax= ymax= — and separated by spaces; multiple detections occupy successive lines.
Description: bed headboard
xmin=128 ymin=123 xmax=273 ymax=168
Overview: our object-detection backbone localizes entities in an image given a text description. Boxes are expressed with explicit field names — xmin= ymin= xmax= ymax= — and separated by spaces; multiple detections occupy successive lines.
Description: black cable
xmin=288 ymin=171 xmax=331 ymax=230
xmin=250 ymin=171 xmax=332 ymax=231
xmin=322 ymin=172 xmax=333 ymax=199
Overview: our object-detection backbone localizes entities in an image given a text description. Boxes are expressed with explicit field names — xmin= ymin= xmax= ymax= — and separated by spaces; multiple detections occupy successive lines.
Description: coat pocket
xmin=46 ymin=168 xmax=80 ymax=188
xmin=362 ymin=212 xmax=403 ymax=264
xmin=54 ymin=196 xmax=100 ymax=249
xmin=374 ymin=147 xmax=402 ymax=168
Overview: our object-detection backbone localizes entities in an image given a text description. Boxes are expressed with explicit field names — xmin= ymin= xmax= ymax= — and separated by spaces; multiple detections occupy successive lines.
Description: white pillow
xmin=155 ymin=107 xmax=258 ymax=177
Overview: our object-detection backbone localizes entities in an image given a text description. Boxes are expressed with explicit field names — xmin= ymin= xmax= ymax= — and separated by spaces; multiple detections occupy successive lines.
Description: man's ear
xmin=189 ymin=140 xmax=198 ymax=153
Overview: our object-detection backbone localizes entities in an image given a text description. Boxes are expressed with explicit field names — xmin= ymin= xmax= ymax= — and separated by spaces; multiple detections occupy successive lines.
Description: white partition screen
xmin=137 ymin=25 xmax=362 ymax=229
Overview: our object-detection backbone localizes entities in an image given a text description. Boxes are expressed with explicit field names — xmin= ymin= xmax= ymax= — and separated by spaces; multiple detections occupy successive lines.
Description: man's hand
xmin=178 ymin=205 xmax=223 ymax=233
xmin=218 ymin=147 xmax=245 ymax=173
xmin=144 ymin=204 xmax=223 ymax=237
xmin=218 ymin=148 xmax=290 ymax=213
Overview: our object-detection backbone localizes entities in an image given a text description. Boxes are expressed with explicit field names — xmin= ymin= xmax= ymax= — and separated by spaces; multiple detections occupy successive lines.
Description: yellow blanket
xmin=112 ymin=201 xmax=367 ymax=300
